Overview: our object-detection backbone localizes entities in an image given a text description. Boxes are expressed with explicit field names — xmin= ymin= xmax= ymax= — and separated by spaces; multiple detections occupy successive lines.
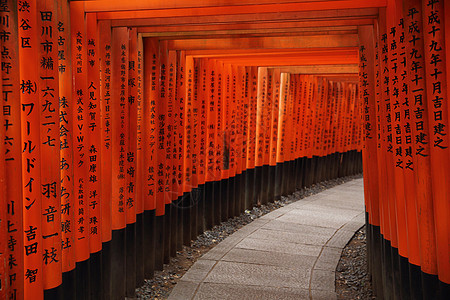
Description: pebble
xmin=336 ymin=226 xmax=376 ymax=299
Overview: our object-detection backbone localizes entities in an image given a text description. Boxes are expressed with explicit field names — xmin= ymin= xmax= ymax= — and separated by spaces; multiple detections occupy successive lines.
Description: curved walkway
xmin=169 ymin=178 xmax=365 ymax=300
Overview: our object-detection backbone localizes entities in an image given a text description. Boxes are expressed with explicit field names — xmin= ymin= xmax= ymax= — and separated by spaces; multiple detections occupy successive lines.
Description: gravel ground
xmin=136 ymin=174 xmax=365 ymax=299
xmin=336 ymin=226 xmax=376 ymax=299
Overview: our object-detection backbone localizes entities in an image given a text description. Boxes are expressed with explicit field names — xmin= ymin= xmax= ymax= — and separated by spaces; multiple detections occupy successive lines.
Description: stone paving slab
xmin=310 ymin=269 xmax=336 ymax=291
xmin=276 ymin=211 xmax=352 ymax=229
xmin=221 ymin=248 xmax=316 ymax=270
xmin=203 ymin=261 xmax=310 ymax=289
xmin=194 ymin=283 xmax=309 ymax=300
xmin=305 ymin=200 xmax=362 ymax=212
xmin=259 ymin=207 xmax=292 ymax=220
xmin=236 ymin=237 xmax=323 ymax=257
xmin=314 ymin=247 xmax=343 ymax=271
xmin=299 ymin=203 xmax=363 ymax=214
xmin=311 ymin=289 xmax=338 ymax=300
xmin=168 ymin=280 xmax=199 ymax=300
xmin=247 ymin=228 xmax=332 ymax=246
xmin=261 ymin=220 xmax=336 ymax=236
xmin=181 ymin=260 xmax=217 ymax=283
xmin=169 ymin=178 xmax=364 ymax=300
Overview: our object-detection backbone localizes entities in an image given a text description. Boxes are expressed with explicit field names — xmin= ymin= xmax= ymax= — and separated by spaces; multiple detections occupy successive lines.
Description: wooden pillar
xmin=98 ymin=19 xmax=113 ymax=299
xmin=1 ymin=1 xmax=24 ymax=299
xmin=57 ymin=0 xmax=76 ymax=283
xmin=86 ymin=11 xmax=102 ymax=260
xmin=110 ymin=26 xmax=129 ymax=299
xmin=421 ymin=0 xmax=450 ymax=288
xmin=18 ymin=0 xmax=43 ymax=298
xmin=255 ymin=67 xmax=267 ymax=204
xmin=135 ymin=31 xmax=145 ymax=286
xmin=0 ymin=47 xmax=7 ymax=300
xmin=245 ymin=66 xmax=258 ymax=209
xmin=36 ymin=0 xmax=62 ymax=292
xmin=142 ymin=37 xmax=158 ymax=276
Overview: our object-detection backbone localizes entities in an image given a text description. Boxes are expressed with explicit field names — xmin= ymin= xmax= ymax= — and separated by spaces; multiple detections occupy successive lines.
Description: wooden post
xmin=125 ymin=26 xmax=138 ymax=297
xmin=0 ymin=49 xmax=7 ymax=300
xmin=57 ymin=0 xmax=76 ymax=281
xmin=167 ymin=49 xmax=178 ymax=256
xmin=19 ymin=0 xmax=44 ymax=298
xmin=142 ymin=37 xmax=158 ymax=277
xmin=245 ymin=66 xmax=258 ymax=209
xmin=99 ymin=19 xmax=112 ymax=244
xmin=421 ymin=0 xmax=450 ymax=287
xmin=86 ymin=11 xmax=102 ymax=256
xmin=36 ymin=0 xmax=62 ymax=292
xmin=98 ymin=19 xmax=113 ymax=299
xmin=358 ymin=24 xmax=382 ymax=296
xmin=1 ymin=1 xmax=24 ymax=299
xmin=255 ymin=67 xmax=267 ymax=205
xmin=135 ymin=31 xmax=145 ymax=286
xmin=400 ymin=1 xmax=422 ymax=296
xmin=110 ymin=26 xmax=129 ymax=299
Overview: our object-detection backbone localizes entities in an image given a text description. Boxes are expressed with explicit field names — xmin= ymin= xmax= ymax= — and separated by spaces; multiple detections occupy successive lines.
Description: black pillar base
xmin=90 ymin=251 xmax=102 ymax=299
xmin=228 ymin=176 xmax=236 ymax=217
xmin=234 ymin=173 xmax=241 ymax=217
xmin=154 ymin=214 xmax=164 ymax=271
xmin=254 ymin=166 xmax=263 ymax=206
xmin=239 ymin=170 xmax=246 ymax=213
xmin=125 ymin=223 xmax=136 ymax=297
xmin=110 ymin=228 xmax=126 ymax=300
xmin=179 ymin=192 xmax=191 ymax=246
xmin=61 ymin=268 xmax=76 ymax=300
xmin=44 ymin=280 xmax=63 ymax=300
xmin=143 ymin=210 xmax=155 ymax=279
xmin=136 ymin=213 xmax=145 ymax=286
xmin=221 ymin=178 xmax=229 ymax=222
xmin=274 ymin=163 xmax=282 ymax=200
xmin=204 ymin=181 xmax=214 ymax=230
xmin=213 ymin=180 xmax=222 ymax=227
xmin=163 ymin=203 xmax=171 ymax=264
xmin=174 ymin=195 xmax=184 ymax=251
xmin=245 ymin=169 xmax=255 ymax=210
xmin=195 ymin=186 xmax=204 ymax=238
xmin=267 ymin=165 xmax=276 ymax=202
xmin=367 ymin=220 xmax=450 ymax=300
xmin=261 ymin=165 xmax=270 ymax=205
xmin=170 ymin=202 xmax=178 ymax=257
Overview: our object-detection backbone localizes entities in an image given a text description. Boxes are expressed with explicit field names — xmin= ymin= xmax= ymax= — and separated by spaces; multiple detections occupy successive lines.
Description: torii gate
xmin=0 ymin=1 xmax=449 ymax=300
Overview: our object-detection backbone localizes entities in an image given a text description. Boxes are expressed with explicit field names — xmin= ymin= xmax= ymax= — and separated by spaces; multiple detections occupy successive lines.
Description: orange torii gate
xmin=0 ymin=1 xmax=449 ymax=300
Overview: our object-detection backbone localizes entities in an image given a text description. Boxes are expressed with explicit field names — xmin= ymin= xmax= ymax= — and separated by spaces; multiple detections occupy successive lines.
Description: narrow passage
xmin=169 ymin=178 xmax=364 ymax=300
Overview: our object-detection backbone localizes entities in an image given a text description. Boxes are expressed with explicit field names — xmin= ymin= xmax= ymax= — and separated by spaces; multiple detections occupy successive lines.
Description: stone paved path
xmin=168 ymin=178 xmax=365 ymax=300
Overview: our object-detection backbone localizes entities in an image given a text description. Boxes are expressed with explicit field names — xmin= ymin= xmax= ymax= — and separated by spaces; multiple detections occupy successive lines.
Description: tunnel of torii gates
xmin=0 ymin=0 xmax=449 ymax=299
